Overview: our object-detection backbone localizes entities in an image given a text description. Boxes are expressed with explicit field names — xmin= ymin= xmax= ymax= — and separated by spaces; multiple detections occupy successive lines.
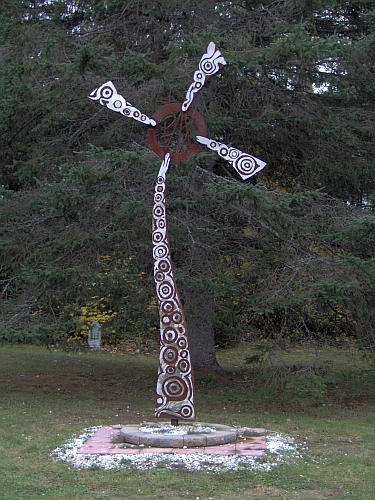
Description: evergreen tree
xmin=1 ymin=0 xmax=375 ymax=370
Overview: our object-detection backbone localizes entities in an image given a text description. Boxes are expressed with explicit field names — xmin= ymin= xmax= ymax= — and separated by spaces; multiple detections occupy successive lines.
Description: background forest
xmin=1 ymin=0 xmax=375 ymax=371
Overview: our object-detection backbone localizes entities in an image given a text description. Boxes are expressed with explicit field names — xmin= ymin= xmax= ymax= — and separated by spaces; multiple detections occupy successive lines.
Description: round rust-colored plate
xmin=147 ymin=103 xmax=207 ymax=163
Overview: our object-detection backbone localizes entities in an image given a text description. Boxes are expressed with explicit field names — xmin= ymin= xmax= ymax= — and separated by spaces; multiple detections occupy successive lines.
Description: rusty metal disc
xmin=147 ymin=103 xmax=207 ymax=163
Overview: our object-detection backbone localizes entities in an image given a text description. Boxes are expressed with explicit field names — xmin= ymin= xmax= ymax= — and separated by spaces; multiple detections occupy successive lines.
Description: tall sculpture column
xmin=152 ymin=153 xmax=195 ymax=420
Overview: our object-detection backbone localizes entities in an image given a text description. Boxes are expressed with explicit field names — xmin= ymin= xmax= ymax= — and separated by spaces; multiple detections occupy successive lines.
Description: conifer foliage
xmin=1 ymin=1 xmax=375 ymax=369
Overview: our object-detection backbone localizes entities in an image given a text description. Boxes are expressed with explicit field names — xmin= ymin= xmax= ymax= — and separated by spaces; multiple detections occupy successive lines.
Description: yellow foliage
xmin=242 ymin=226 xmax=254 ymax=238
xmin=220 ymin=255 xmax=232 ymax=263
xmin=79 ymin=297 xmax=117 ymax=335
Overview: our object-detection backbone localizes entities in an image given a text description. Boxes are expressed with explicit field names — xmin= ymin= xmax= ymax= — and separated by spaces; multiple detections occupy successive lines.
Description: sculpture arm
xmin=196 ymin=136 xmax=267 ymax=181
xmin=89 ymin=81 xmax=156 ymax=127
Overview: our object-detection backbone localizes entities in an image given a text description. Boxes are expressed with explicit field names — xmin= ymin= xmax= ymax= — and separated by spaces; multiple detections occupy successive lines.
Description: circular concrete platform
xmin=120 ymin=422 xmax=238 ymax=448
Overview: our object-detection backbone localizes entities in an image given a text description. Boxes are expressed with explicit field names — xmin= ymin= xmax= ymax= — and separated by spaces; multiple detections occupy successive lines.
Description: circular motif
xmin=162 ymin=300 xmax=175 ymax=314
xmin=152 ymin=231 xmax=164 ymax=244
xmin=234 ymin=154 xmax=256 ymax=175
xmin=161 ymin=315 xmax=171 ymax=325
xmin=157 ymin=259 xmax=170 ymax=273
xmin=113 ymin=100 xmax=122 ymax=109
xmin=100 ymin=85 xmax=114 ymax=99
xmin=177 ymin=359 xmax=190 ymax=373
xmin=162 ymin=328 xmax=178 ymax=344
xmin=157 ymin=219 xmax=166 ymax=229
xmin=154 ymin=193 xmax=163 ymax=203
xmin=153 ymin=205 xmax=165 ymax=218
xmin=172 ymin=311 xmax=182 ymax=324
xmin=180 ymin=405 xmax=193 ymax=418
xmin=166 ymin=366 xmax=175 ymax=375
xmin=229 ymin=149 xmax=240 ymax=160
xmin=153 ymin=244 xmax=168 ymax=259
xmin=177 ymin=337 xmax=187 ymax=349
xmin=220 ymin=147 xmax=228 ymax=157
xmin=154 ymin=271 xmax=164 ymax=282
xmin=162 ymin=377 xmax=189 ymax=401
xmin=163 ymin=346 xmax=178 ymax=364
xmin=147 ymin=103 xmax=207 ymax=163
xmin=158 ymin=281 xmax=174 ymax=300
xmin=180 ymin=349 xmax=189 ymax=359
xmin=200 ymin=57 xmax=217 ymax=75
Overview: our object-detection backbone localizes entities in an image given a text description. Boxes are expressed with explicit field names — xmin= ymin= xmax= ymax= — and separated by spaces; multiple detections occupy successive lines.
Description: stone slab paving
xmin=76 ymin=425 xmax=267 ymax=457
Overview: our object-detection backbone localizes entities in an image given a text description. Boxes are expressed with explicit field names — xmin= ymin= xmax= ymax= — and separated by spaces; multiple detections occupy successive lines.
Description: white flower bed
xmin=51 ymin=427 xmax=303 ymax=472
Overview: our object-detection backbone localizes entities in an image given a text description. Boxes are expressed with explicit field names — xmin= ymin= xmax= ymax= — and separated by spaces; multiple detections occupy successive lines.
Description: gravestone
xmin=88 ymin=321 xmax=102 ymax=350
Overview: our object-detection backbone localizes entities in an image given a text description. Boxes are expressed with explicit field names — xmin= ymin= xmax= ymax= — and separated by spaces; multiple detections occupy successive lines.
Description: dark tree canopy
xmin=1 ymin=0 xmax=375 ymax=370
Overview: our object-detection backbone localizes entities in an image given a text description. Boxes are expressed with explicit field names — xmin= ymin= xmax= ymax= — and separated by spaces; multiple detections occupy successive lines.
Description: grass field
xmin=0 ymin=344 xmax=374 ymax=499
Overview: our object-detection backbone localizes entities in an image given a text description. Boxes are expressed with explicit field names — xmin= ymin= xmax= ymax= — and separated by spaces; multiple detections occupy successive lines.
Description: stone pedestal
xmin=120 ymin=422 xmax=237 ymax=448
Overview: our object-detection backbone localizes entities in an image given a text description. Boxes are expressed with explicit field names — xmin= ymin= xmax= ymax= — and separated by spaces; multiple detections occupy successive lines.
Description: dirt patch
xmin=342 ymin=394 xmax=375 ymax=407
xmin=216 ymin=486 xmax=339 ymax=499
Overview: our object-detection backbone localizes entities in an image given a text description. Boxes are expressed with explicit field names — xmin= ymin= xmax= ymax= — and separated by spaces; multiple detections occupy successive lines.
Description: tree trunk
xmin=184 ymin=287 xmax=223 ymax=374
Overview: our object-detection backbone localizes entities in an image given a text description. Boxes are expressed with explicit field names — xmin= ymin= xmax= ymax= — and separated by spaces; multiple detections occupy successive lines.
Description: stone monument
xmin=87 ymin=321 xmax=102 ymax=350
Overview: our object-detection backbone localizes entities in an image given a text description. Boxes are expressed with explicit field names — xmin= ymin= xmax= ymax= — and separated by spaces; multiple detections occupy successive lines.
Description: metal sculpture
xmin=152 ymin=153 xmax=194 ymax=420
xmin=196 ymin=137 xmax=266 ymax=181
xmin=182 ymin=42 xmax=227 ymax=112
xmin=89 ymin=42 xmax=267 ymax=422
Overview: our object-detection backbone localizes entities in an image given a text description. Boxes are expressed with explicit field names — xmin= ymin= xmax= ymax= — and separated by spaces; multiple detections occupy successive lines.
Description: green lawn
xmin=0 ymin=344 xmax=374 ymax=499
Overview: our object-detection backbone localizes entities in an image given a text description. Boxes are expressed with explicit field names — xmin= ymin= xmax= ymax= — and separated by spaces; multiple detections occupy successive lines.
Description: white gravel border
xmin=51 ymin=427 xmax=303 ymax=472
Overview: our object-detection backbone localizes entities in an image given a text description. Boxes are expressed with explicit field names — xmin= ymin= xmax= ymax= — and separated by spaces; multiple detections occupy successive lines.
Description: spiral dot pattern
xmin=153 ymin=154 xmax=195 ymax=420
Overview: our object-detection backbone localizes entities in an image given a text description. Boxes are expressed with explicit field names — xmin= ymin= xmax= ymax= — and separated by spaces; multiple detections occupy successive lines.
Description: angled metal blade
xmin=88 ymin=81 xmax=156 ymax=127
xmin=181 ymin=42 xmax=227 ymax=112
xmin=196 ymin=136 xmax=267 ymax=181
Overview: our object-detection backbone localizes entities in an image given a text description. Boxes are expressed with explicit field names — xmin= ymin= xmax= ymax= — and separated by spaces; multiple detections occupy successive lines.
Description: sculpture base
xmin=120 ymin=422 xmax=237 ymax=448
